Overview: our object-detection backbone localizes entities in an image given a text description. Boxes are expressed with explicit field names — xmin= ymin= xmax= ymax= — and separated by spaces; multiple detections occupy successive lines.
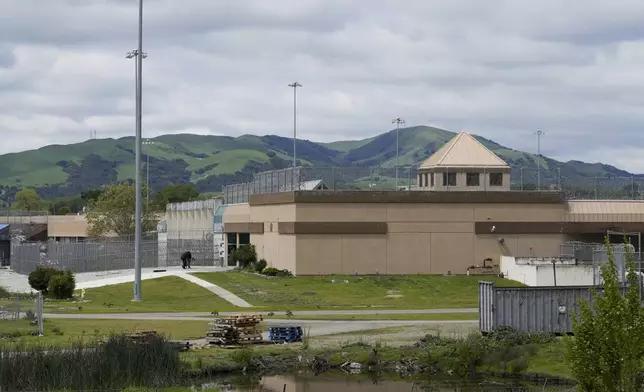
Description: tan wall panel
xmin=296 ymin=204 xmax=387 ymax=222
xmin=516 ymin=234 xmax=568 ymax=257
xmin=260 ymin=232 xmax=280 ymax=268
xmin=341 ymin=236 xmax=387 ymax=274
xmin=474 ymin=235 xmax=519 ymax=264
xmin=386 ymin=233 xmax=431 ymax=274
xmin=430 ymin=233 xmax=475 ymax=273
xmin=223 ymin=204 xmax=251 ymax=223
xmin=386 ymin=205 xmax=475 ymax=222
xmin=474 ymin=204 xmax=566 ymax=222
xmin=278 ymin=234 xmax=297 ymax=273
xmin=296 ymin=235 xmax=342 ymax=275
xmin=251 ymin=233 xmax=264 ymax=260
xmin=251 ymin=205 xmax=296 ymax=222
xmin=48 ymin=216 xmax=88 ymax=237
xmin=388 ymin=222 xmax=473 ymax=233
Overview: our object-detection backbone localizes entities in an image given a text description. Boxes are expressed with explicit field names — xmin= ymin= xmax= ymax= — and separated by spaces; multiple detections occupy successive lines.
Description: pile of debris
xmin=206 ymin=314 xmax=264 ymax=345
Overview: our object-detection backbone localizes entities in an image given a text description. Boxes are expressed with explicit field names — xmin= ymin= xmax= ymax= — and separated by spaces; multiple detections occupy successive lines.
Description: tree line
xmin=8 ymin=183 xmax=215 ymax=216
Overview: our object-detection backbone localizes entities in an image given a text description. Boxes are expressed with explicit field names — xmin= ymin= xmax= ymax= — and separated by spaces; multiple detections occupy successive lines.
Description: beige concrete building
xmin=417 ymin=132 xmax=511 ymax=191
xmin=222 ymin=132 xmax=644 ymax=275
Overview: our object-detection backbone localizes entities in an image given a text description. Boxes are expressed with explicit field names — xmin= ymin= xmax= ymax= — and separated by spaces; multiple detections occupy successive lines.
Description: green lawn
xmin=45 ymin=276 xmax=240 ymax=314
xmin=192 ymin=272 xmax=522 ymax=310
xmin=527 ymin=343 xmax=571 ymax=378
xmin=0 ymin=318 xmax=210 ymax=346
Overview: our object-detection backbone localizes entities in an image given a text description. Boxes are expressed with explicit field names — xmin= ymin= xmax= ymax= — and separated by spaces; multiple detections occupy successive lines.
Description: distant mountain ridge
xmin=0 ymin=125 xmax=635 ymax=200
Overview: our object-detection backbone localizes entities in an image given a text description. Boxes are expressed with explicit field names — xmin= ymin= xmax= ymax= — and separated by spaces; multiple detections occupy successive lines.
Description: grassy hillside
xmin=0 ymin=126 xmax=635 ymax=200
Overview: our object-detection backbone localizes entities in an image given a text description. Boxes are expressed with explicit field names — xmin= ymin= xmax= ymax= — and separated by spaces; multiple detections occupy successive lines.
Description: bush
xmin=28 ymin=267 xmax=63 ymax=294
xmin=254 ymin=259 xmax=267 ymax=273
xmin=231 ymin=245 xmax=257 ymax=269
xmin=47 ymin=270 xmax=76 ymax=299
xmin=261 ymin=267 xmax=293 ymax=277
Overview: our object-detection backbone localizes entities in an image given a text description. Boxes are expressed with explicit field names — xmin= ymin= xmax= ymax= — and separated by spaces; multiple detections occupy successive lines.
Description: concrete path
xmin=73 ymin=268 xmax=251 ymax=308
xmin=41 ymin=313 xmax=477 ymax=337
xmin=43 ymin=308 xmax=477 ymax=320
xmin=178 ymin=273 xmax=252 ymax=308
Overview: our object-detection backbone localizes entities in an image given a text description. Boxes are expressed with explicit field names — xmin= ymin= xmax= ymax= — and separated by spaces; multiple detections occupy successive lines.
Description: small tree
xmin=85 ymin=183 xmax=159 ymax=238
xmin=48 ymin=270 xmax=76 ymax=299
xmin=567 ymin=237 xmax=644 ymax=391
xmin=28 ymin=266 xmax=63 ymax=295
xmin=232 ymin=244 xmax=257 ymax=269
xmin=11 ymin=189 xmax=47 ymax=211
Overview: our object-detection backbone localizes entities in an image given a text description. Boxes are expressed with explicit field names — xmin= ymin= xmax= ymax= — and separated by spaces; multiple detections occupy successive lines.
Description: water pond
xmin=192 ymin=374 xmax=575 ymax=391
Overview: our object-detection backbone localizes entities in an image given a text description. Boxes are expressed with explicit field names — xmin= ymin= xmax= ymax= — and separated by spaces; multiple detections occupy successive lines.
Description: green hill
xmin=0 ymin=126 xmax=635 ymax=200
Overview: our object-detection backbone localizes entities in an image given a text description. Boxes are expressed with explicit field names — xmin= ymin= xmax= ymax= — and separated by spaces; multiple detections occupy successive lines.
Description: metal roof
xmin=566 ymin=200 xmax=644 ymax=222
xmin=419 ymin=132 xmax=509 ymax=169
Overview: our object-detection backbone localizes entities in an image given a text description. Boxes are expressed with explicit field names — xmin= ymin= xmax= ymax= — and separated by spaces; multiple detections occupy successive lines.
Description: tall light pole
xmin=391 ymin=117 xmax=405 ymax=189
xmin=534 ymin=130 xmax=544 ymax=191
xmin=125 ymin=0 xmax=145 ymax=302
xmin=288 ymin=82 xmax=302 ymax=169
xmin=143 ymin=139 xmax=154 ymax=204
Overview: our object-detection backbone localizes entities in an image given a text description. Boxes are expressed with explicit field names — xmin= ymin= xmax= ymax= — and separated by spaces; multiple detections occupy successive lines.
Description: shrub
xmin=28 ymin=267 xmax=63 ymax=294
xmin=48 ymin=270 xmax=76 ymax=299
xmin=254 ymin=259 xmax=267 ymax=273
xmin=231 ymin=245 xmax=257 ymax=269
xmin=261 ymin=267 xmax=292 ymax=277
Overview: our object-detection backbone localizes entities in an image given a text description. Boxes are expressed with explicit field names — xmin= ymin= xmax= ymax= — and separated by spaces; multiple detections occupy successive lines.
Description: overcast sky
xmin=2 ymin=1 xmax=644 ymax=171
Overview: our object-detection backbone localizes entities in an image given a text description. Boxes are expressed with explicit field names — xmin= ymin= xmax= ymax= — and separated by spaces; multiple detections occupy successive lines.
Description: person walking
xmin=180 ymin=250 xmax=192 ymax=269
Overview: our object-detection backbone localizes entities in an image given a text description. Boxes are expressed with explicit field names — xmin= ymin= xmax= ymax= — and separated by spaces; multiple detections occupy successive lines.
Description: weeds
xmin=0 ymin=334 xmax=183 ymax=391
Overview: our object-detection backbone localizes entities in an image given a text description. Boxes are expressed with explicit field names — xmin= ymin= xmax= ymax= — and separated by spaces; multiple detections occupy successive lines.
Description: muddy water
xmin=207 ymin=374 xmax=573 ymax=391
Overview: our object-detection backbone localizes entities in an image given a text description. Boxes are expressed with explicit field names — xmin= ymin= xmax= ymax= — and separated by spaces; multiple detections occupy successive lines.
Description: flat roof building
xmin=220 ymin=132 xmax=644 ymax=275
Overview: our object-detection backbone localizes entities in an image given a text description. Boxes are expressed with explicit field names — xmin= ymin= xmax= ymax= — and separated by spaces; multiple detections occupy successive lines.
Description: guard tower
xmin=417 ymin=132 xmax=511 ymax=191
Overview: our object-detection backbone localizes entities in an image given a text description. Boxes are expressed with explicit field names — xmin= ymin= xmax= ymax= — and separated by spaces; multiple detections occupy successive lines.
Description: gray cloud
xmin=2 ymin=0 xmax=644 ymax=171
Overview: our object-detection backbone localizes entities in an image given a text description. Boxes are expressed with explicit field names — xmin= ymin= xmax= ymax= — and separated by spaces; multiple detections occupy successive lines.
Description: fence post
xmin=36 ymin=292 xmax=44 ymax=336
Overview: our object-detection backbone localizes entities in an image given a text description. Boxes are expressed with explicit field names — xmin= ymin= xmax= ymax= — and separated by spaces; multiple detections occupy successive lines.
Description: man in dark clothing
xmin=180 ymin=251 xmax=192 ymax=269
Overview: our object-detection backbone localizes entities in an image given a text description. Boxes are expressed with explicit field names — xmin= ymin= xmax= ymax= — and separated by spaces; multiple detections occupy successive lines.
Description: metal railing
xmin=221 ymin=166 xmax=644 ymax=204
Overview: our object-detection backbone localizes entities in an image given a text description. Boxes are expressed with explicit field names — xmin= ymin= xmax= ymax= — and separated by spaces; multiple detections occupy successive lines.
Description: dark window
xmin=424 ymin=173 xmax=428 ymax=187
xmin=430 ymin=173 xmax=434 ymax=186
xmin=466 ymin=173 xmax=480 ymax=186
xmin=490 ymin=173 xmax=503 ymax=186
xmin=443 ymin=172 xmax=457 ymax=186
xmin=238 ymin=233 xmax=250 ymax=245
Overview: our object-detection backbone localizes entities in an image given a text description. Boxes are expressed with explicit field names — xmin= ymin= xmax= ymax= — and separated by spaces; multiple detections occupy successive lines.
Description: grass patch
xmin=263 ymin=312 xmax=478 ymax=321
xmin=527 ymin=343 xmax=571 ymax=378
xmin=193 ymin=271 xmax=522 ymax=310
xmin=0 ymin=318 xmax=210 ymax=346
xmin=45 ymin=276 xmax=240 ymax=313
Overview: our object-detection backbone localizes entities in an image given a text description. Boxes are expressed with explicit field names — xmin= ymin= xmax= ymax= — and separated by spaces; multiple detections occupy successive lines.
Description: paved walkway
xmin=178 ymin=273 xmax=252 ymax=307
xmin=43 ymin=308 xmax=477 ymax=320
xmin=1 ymin=266 xmax=251 ymax=307
xmin=41 ymin=313 xmax=477 ymax=337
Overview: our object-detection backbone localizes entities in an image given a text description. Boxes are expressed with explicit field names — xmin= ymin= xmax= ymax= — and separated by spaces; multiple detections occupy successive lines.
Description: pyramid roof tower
xmin=419 ymin=132 xmax=509 ymax=169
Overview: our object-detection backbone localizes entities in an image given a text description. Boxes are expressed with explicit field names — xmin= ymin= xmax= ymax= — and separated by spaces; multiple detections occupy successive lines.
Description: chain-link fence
xmin=222 ymin=166 xmax=644 ymax=204
xmin=9 ymin=230 xmax=223 ymax=275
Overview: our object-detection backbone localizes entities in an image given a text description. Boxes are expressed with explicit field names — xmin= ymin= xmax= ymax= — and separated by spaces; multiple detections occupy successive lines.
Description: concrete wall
xmin=47 ymin=216 xmax=88 ymax=238
xmin=223 ymin=200 xmax=571 ymax=275
xmin=165 ymin=199 xmax=222 ymax=239
xmin=293 ymin=202 xmax=566 ymax=275
xmin=501 ymin=256 xmax=596 ymax=286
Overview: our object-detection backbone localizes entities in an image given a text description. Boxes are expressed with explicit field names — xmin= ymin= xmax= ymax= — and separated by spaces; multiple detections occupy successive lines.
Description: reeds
xmin=0 ymin=334 xmax=182 ymax=391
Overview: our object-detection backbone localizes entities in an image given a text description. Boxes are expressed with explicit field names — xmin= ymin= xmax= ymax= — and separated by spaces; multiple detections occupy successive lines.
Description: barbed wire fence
xmin=222 ymin=166 xmax=644 ymax=204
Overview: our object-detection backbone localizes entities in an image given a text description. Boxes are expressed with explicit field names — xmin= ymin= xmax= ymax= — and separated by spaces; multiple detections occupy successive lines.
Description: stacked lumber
xmin=206 ymin=314 xmax=263 ymax=345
